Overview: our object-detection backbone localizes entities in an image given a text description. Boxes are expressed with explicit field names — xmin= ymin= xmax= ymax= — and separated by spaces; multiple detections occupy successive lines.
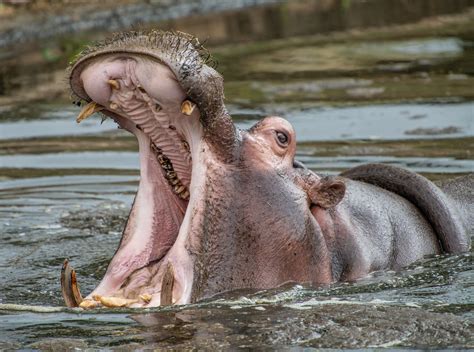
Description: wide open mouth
xmin=62 ymin=53 xmax=206 ymax=309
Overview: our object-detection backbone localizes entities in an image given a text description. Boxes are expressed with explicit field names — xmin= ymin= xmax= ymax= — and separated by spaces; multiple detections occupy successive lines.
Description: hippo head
xmin=63 ymin=31 xmax=345 ymax=308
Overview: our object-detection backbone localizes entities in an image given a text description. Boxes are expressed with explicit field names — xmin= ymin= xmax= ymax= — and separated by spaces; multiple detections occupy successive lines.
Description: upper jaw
xmin=75 ymin=55 xmax=202 ymax=193
xmin=65 ymin=55 xmax=207 ymax=308
xmin=64 ymin=30 xmax=240 ymax=308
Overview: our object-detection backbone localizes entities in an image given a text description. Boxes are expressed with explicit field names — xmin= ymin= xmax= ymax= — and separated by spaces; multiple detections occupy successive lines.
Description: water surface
xmin=0 ymin=0 xmax=473 ymax=349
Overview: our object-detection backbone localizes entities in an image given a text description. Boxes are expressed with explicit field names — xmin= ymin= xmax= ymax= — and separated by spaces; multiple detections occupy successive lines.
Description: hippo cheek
xmin=63 ymin=32 xmax=238 ymax=309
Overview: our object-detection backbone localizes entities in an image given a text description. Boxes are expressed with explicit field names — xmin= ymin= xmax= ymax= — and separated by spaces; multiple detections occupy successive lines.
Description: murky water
xmin=1 ymin=0 xmax=473 ymax=349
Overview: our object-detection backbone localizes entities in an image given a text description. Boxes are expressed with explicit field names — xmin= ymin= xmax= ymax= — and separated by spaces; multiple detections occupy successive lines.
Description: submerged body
xmin=61 ymin=30 xmax=472 ymax=308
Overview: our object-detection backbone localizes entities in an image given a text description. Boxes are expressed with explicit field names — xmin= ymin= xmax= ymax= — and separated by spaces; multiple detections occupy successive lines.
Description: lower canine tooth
xmin=61 ymin=259 xmax=83 ymax=307
xmin=76 ymin=102 xmax=104 ymax=123
xmin=181 ymin=100 xmax=196 ymax=116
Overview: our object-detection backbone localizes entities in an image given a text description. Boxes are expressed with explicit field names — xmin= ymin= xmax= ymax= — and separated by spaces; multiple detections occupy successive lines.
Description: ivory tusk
xmin=107 ymin=79 xmax=120 ymax=90
xmin=60 ymin=259 xmax=83 ymax=307
xmin=76 ymin=102 xmax=104 ymax=123
xmin=181 ymin=100 xmax=196 ymax=116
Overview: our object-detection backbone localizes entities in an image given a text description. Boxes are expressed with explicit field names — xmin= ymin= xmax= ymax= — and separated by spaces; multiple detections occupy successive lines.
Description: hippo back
xmin=340 ymin=164 xmax=471 ymax=254
xmin=435 ymin=174 xmax=474 ymax=235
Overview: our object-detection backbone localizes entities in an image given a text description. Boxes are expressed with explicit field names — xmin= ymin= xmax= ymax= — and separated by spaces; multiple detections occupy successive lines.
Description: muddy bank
xmin=0 ymin=0 xmax=281 ymax=50
xmin=2 ymin=0 xmax=473 ymax=50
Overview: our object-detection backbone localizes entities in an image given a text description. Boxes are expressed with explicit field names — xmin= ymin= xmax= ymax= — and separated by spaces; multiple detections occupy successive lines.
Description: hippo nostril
xmin=293 ymin=160 xmax=307 ymax=169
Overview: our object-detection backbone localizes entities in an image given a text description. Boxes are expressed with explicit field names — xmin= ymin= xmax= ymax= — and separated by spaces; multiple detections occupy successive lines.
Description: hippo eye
xmin=275 ymin=131 xmax=289 ymax=147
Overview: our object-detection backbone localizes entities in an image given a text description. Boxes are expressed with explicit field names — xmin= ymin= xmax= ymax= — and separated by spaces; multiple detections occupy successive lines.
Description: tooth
xmin=181 ymin=100 xmax=196 ymax=116
xmin=170 ymin=178 xmax=180 ymax=186
xmin=174 ymin=185 xmax=185 ymax=194
xmin=140 ymin=293 xmax=152 ymax=303
xmin=180 ymin=190 xmax=190 ymax=200
xmin=76 ymin=102 xmax=104 ymax=123
xmin=61 ymin=259 xmax=83 ymax=307
xmin=157 ymin=155 xmax=166 ymax=164
xmin=167 ymin=171 xmax=177 ymax=178
xmin=109 ymin=102 xmax=118 ymax=110
xmin=161 ymin=263 xmax=175 ymax=306
xmin=99 ymin=296 xmax=139 ymax=308
xmin=79 ymin=299 xmax=100 ymax=309
xmin=108 ymin=79 xmax=120 ymax=90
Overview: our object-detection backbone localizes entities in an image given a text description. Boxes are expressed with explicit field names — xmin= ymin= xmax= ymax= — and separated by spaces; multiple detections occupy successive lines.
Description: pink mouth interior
xmin=75 ymin=55 xmax=204 ymax=306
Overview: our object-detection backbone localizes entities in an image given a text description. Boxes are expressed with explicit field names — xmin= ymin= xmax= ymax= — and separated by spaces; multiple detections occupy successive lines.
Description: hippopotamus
xmin=61 ymin=30 xmax=472 ymax=309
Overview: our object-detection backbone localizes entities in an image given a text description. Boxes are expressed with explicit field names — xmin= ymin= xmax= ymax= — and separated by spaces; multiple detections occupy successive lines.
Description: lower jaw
xmin=74 ymin=140 xmax=206 ymax=309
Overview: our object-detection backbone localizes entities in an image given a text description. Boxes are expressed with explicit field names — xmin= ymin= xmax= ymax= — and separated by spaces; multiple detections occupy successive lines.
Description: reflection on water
xmin=0 ymin=0 xmax=473 ymax=349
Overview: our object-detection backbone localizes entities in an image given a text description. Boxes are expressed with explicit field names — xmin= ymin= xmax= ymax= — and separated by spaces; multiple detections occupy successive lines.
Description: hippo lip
xmin=62 ymin=54 xmax=206 ymax=308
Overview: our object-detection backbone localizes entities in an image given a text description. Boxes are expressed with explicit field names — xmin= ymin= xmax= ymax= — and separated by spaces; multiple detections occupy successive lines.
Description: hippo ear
xmin=309 ymin=177 xmax=346 ymax=209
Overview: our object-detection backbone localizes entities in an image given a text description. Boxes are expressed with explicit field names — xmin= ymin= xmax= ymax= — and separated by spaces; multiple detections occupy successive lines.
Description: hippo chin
xmin=61 ymin=30 xmax=472 ymax=309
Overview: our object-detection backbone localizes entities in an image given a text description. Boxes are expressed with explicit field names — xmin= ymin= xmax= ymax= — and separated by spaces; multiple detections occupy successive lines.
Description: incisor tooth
xmin=140 ymin=293 xmax=152 ymax=303
xmin=79 ymin=299 xmax=100 ymax=309
xmin=76 ymin=102 xmax=104 ymax=123
xmin=109 ymin=102 xmax=118 ymax=110
xmin=107 ymin=79 xmax=120 ymax=90
xmin=181 ymin=100 xmax=196 ymax=116
xmin=99 ymin=296 xmax=138 ymax=308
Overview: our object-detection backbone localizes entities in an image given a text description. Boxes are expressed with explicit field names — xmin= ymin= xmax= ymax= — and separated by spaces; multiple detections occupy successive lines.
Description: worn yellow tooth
xmin=76 ymin=102 xmax=104 ymax=123
xmin=109 ymin=102 xmax=118 ymax=110
xmin=166 ymin=171 xmax=177 ymax=179
xmin=79 ymin=299 xmax=100 ymax=309
xmin=92 ymin=294 xmax=102 ymax=302
xmin=108 ymin=79 xmax=120 ymax=90
xmin=169 ymin=178 xmax=180 ymax=186
xmin=181 ymin=100 xmax=196 ymax=116
xmin=174 ymin=185 xmax=185 ymax=194
xmin=180 ymin=190 xmax=190 ymax=200
xmin=99 ymin=296 xmax=138 ymax=308
xmin=139 ymin=293 xmax=152 ymax=303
